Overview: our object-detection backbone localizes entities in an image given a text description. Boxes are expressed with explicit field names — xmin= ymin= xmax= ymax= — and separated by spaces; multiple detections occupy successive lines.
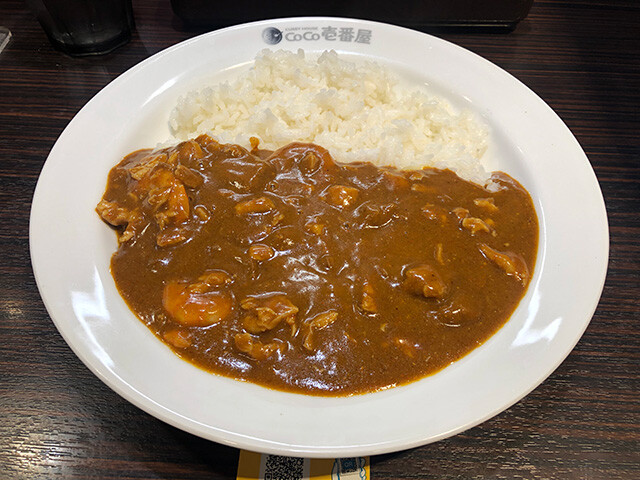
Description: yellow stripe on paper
xmin=236 ymin=450 xmax=262 ymax=480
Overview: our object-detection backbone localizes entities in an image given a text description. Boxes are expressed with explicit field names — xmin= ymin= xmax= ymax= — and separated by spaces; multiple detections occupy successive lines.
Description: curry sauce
xmin=97 ymin=135 xmax=538 ymax=395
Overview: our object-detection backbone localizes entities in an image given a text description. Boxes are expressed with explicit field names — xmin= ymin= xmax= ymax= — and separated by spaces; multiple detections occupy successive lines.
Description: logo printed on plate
xmin=262 ymin=26 xmax=372 ymax=45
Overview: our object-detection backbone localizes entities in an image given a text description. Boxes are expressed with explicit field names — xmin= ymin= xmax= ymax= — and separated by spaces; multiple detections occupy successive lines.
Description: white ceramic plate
xmin=30 ymin=18 xmax=608 ymax=457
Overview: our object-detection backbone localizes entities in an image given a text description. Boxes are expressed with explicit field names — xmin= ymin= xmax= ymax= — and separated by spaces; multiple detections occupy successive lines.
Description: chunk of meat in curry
xmin=97 ymin=135 xmax=538 ymax=396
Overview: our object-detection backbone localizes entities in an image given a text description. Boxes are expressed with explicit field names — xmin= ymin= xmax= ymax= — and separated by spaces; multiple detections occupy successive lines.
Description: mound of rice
xmin=169 ymin=49 xmax=489 ymax=182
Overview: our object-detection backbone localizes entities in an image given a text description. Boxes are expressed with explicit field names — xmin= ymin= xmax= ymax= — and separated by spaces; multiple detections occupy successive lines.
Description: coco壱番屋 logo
xmin=262 ymin=25 xmax=373 ymax=45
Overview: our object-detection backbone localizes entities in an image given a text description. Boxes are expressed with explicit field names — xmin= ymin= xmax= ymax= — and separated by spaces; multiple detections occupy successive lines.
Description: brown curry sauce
xmin=97 ymin=135 xmax=538 ymax=395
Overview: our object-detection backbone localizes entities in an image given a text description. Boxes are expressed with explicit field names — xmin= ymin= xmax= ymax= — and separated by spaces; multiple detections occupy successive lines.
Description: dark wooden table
xmin=1 ymin=0 xmax=638 ymax=478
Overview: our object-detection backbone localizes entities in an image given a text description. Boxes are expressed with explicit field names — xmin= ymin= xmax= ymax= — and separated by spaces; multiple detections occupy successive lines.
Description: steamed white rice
xmin=169 ymin=49 xmax=490 ymax=182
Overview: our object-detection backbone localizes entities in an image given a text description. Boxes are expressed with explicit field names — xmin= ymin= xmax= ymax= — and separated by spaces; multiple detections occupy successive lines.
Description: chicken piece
xmin=382 ymin=170 xmax=410 ymax=189
xmin=96 ymin=200 xmax=143 ymax=243
xmin=163 ymin=329 xmax=192 ymax=349
xmin=135 ymin=167 xmax=190 ymax=231
xmin=198 ymin=270 xmax=232 ymax=287
xmin=474 ymin=197 xmax=498 ymax=212
xmin=234 ymin=333 xmax=282 ymax=360
xmin=452 ymin=206 xmax=491 ymax=235
xmin=219 ymin=152 xmax=275 ymax=192
xmin=162 ymin=281 xmax=232 ymax=327
xmin=234 ymin=196 xmax=275 ymax=215
xmin=271 ymin=212 xmax=285 ymax=226
xmin=421 ymin=204 xmax=438 ymax=221
xmin=156 ymin=228 xmax=188 ymax=247
xmin=479 ymin=244 xmax=529 ymax=284
xmin=118 ymin=223 xmax=138 ymax=243
xmin=177 ymin=139 xmax=205 ymax=160
xmin=242 ymin=295 xmax=298 ymax=334
xmin=240 ymin=297 xmax=259 ymax=310
xmin=223 ymin=144 xmax=245 ymax=158
xmin=96 ymin=199 xmax=133 ymax=227
xmin=361 ymin=282 xmax=377 ymax=314
xmin=358 ymin=203 xmax=396 ymax=229
xmin=156 ymin=183 xmax=189 ymax=228
xmin=423 ymin=205 xmax=447 ymax=223
xmin=461 ymin=217 xmax=492 ymax=234
xmin=439 ymin=301 xmax=473 ymax=327
xmin=248 ymin=244 xmax=275 ymax=261
xmin=403 ymin=265 xmax=447 ymax=298
xmin=299 ymin=151 xmax=322 ymax=175
xmin=127 ymin=153 xmax=167 ymax=181
xmin=174 ymin=164 xmax=203 ymax=188
xmin=167 ymin=151 xmax=179 ymax=166
xmin=194 ymin=205 xmax=210 ymax=221
xmin=195 ymin=134 xmax=220 ymax=151
xmin=421 ymin=204 xmax=447 ymax=224
xmin=302 ymin=311 xmax=338 ymax=351
xmin=452 ymin=207 xmax=469 ymax=222
xmin=324 ymin=185 xmax=359 ymax=208
xmin=187 ymin=270 xmax=232 ymax=294
xmin=304 ymin=222 xmax=325 ymax=235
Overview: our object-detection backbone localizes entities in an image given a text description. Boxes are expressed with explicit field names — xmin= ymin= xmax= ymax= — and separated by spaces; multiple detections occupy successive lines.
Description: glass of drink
xmin=27 ymin=0 xmax=135 ymax=56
